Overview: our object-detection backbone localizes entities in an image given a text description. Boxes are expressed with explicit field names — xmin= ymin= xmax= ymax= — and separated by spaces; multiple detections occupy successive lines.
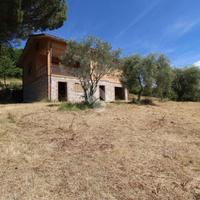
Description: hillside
xmin=0 ymin=102 xmax=200 ymax=199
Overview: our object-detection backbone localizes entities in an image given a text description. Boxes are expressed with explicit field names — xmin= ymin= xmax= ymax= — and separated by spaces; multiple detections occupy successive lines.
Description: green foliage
xmin=0 ymin=46 xmax=22 ymax=87
xmin=122 ymin=53 xmax=200 ymax=102
xmin=0 ymin=83 xmax=22 ymax=103
xmin=122 ymin=54 xmax=187 ymax=102
xmin=0 ymin=0 xmax=67 ymax=45
xmin=154 ymin=55 xmax=173 ymax=100
xmin=11 ymin=48 xmax=23 ymax=67
xmin=121 ymin=54 xmax=156 ymax=101
xmin=62 ymin=36 xmax=121 ymax=105
xmin=172 ymin=67 xmax=200 ymax=101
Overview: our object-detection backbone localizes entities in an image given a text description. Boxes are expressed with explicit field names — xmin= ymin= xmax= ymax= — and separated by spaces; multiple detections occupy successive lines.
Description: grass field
xmin=0 ymin=101 xmax=200 ymax=200
xmin=0 ymin=78 xmax=22 ymax=86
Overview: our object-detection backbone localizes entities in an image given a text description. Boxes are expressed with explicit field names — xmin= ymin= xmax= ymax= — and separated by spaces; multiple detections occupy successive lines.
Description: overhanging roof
xmin=29 ymin=34 xmax=67 ymax=44
xmin=18 ymin=34 xmax=67 ymax=66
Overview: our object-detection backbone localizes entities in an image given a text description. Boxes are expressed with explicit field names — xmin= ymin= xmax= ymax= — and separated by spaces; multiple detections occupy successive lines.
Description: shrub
xmin=172 ymin=67 xmax=200 ymax=101
xmin=0 ymin=84 xmax=22 ymax=103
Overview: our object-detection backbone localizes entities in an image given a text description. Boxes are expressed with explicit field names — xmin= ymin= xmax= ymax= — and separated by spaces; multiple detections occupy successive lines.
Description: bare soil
xmin=0 ymin=101 xmax=200 ymax=200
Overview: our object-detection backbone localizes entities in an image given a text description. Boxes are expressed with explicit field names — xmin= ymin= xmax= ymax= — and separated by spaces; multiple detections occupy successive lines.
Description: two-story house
xmin=19 ymin=34 xmax=128 ymax=102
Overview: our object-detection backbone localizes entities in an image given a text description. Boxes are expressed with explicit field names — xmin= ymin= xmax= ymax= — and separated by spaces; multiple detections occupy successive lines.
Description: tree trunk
xmin=83 ymin=89 xmax=90 ymax=104
xmin=3 ymin=74 xmax=6 ymax=88
xmin=138 ymin=88 xmax=143 ymax=102
xmin=137 ymin=76 xmax=143 ymax=102
xmin=80 ymin=78 xmax=99 ymax=105
xmin=83 ymin=87 xmax=95 ymax=105
xmin=160 ymin=89 xmax=164 ymax=101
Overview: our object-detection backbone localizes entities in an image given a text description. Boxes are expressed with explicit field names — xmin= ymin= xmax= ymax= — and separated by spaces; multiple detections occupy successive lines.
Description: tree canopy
xmin=154 ymin=55 xmax=173 ymax=100
xmin=121 ymin=54 xmax=157 ymax=101
xmin=0 ymin=46 xmax=22 ymax=87
xmin=121 ymin=53 xmax=200 ymax=102
xmin=0 ymin=0 xmax=67 ymax=45
xmin=172 ymin=67 xmax=200 ymax=101
xmin=62 ymin=36 xmax=121 ymax=104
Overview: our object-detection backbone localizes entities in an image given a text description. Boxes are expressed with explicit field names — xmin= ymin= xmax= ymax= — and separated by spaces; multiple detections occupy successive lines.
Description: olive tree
xmin=155 ymin=55 xmax=173 ymax=100
xmin=172 ymin=67 xmax=200 ymax=101
xmin=62 ymin=36 xmax=121 ymax=105
xmin=121 ymin=54 xmax=156 ymax=101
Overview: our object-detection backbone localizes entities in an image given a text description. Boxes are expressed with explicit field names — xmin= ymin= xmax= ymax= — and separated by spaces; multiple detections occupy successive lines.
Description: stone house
xmin=19 ymin=34 xmax=128 ymax=102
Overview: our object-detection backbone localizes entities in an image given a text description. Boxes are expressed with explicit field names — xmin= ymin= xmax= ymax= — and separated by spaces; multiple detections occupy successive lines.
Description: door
xmin=115 ymin=87 xmax=125 ymax=100
xmin=99 ymin=85 xmax=105 ymax=101
xmin=58 ymin=82 xmax=67 ymax=101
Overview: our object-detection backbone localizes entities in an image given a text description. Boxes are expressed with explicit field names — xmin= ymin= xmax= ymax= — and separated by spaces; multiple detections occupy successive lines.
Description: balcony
xmin=51 ymin=64 xmax=78 ymax=77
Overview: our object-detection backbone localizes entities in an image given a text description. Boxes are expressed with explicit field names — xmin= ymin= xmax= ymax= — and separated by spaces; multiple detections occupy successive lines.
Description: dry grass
xmin=0 ymin=78 xmax=22 ymax=85
xmin=0 ymin=101 xmax=200 ymax=200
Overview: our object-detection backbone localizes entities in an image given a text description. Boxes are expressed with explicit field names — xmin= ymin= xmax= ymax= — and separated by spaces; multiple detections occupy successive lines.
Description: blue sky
xmin=47 ymin=0 xmax=200 ymax=67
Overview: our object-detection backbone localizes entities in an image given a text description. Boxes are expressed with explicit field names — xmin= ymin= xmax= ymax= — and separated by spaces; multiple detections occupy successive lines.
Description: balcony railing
xmin=51 ymin=64 xmax=78 ymax=77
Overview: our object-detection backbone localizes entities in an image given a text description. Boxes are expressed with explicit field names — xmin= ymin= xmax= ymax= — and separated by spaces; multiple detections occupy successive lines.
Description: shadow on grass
xmin=111 ymin=99 xmax=158 ymax=106
xmin=46 ymin=104 xmax=60 ymax=107
xmin=58 ymin=102 xmax=94 ymax=111
xmin=128 ymin=98 xmax=158 ymax=106
xmin=0 ymin=87 xmax=23 ymax=104
xmin=110 ymin=100 xmax=130 ymax=105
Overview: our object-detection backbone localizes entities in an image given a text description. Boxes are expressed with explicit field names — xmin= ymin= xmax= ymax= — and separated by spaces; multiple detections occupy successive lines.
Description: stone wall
xmin=51 ymin=76 xmax=83 ymax=102
xmin=51 ymin=75 xmax=128 ymax=102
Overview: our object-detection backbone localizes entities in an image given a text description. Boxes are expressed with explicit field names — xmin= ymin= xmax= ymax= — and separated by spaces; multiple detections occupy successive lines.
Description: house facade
xmin=19 ymin=34 xmax=128 ymax=102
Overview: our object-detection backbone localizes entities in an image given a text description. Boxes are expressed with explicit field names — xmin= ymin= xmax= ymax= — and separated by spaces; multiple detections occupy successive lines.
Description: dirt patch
xmin=0 ymin=101 xmax=200 ymax=200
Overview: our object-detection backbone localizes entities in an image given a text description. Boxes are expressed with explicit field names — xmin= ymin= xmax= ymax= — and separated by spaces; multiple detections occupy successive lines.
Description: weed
xmin=7 ymin=112 xmax=16 ymax=123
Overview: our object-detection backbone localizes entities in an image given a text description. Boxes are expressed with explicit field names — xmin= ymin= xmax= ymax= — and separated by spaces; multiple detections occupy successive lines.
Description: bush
xmin=0 ymin=84 xmax=22 ymax=103
xmin=172 ymin=67 xmax=200 ymax=101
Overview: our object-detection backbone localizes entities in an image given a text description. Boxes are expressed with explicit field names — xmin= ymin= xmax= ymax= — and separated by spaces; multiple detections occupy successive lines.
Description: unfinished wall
xmin=22 ymin=38 xmax=49 ymax=102
xmin=51 ymin=75 xmax=128 ymax=102
xmin=23 ymin=77 xmax=48 ymax=102
xmin=51 ymin=76 xmax=84 ymax=102
xmin=21 ymin=35 xmax=129 ymax=103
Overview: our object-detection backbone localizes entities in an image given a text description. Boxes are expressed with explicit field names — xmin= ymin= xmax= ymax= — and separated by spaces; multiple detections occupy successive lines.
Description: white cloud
xmin=194 ymin=60 xmax=200 ymax=68
xmin=114 ymin=0 xmax=161 ymax=40
xmin=165 ymin=19 xmax=200 ymax=39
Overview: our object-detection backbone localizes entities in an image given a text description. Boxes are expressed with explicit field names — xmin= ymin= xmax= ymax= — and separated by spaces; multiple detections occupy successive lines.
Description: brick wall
xmin=22 ymin=37 xmax=49 ymax=102
xmin=23 ymin=77 xmax=48 ymax=102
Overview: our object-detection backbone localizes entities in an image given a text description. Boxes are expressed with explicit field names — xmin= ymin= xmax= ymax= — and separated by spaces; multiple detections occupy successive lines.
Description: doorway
xmin=99 ymin=85 xmax=105 ymax=101
xmin=115 ymin=87 xmax=125 ymax=100
xmin=58 ymin=82 xmax=67 ymax=101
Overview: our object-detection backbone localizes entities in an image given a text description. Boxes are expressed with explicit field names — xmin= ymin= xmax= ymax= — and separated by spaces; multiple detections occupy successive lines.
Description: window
xmin=74 ymin=83 xmax=83 ymax=93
